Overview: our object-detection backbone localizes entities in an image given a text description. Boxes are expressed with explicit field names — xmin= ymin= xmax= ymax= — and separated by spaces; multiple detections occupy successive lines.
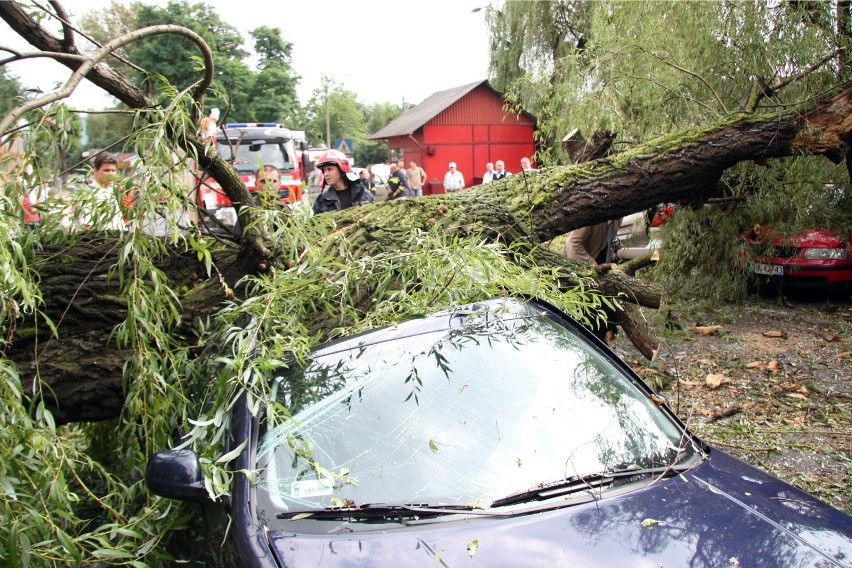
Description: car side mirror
xmin=145 ymin=449 xmax=210 ymax=503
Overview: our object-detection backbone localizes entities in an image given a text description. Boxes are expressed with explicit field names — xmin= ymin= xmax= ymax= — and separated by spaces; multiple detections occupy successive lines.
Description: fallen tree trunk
xmin=9 ymin=85 xmax=852 ymax=424
xmin=2 ymin=0 xmax=851 ymax=424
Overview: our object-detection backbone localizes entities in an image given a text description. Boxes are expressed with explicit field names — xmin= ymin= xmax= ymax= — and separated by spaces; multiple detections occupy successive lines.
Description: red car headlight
xmin=801 ymin=247 xmax=847 ymax=260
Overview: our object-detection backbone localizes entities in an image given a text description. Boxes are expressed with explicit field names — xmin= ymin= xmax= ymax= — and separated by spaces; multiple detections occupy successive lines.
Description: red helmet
xmin=315 ymin=149 xmax=351 ymax=173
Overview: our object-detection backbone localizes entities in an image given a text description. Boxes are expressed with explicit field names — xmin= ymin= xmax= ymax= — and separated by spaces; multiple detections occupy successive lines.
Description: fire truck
xmin=196 ymin=122 xmax=310 ymax=230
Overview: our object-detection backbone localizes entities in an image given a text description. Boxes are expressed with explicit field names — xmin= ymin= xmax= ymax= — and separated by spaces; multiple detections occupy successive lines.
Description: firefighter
xmin=312 ymin=149 xmax=374 ymax=214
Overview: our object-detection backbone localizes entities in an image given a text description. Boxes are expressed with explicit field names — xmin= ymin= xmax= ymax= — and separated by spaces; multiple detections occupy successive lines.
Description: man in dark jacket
xmin=386 ymin=163 xmax=411 ymax=200
xmin=312 ymin=149 xmax=374 ymax=214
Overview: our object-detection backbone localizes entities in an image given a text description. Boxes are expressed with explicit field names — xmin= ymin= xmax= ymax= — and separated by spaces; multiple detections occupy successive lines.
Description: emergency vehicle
xmin=196 ymin=123 xmax=310 ymax=230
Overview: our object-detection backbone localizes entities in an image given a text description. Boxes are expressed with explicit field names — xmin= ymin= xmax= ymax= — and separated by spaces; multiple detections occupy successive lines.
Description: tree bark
xmin=7 ymin=234 xmax=234 ymax=424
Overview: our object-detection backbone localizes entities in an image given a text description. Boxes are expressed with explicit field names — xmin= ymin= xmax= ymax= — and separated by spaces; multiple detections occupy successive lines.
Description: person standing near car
xmin=406 ymin=159 xmax=427 ymax=197
xmin=312 ymin=150 xmax=374 ymax=214
xmin=443 ymin=162 xmax=465 ymax=192
xmin=563 ymin=219 xmax=622 ymax=265
xmin=386 ymin=163 xmax=411 ymax=200
xmin=358 ymin=169 xmax=375 ymax=195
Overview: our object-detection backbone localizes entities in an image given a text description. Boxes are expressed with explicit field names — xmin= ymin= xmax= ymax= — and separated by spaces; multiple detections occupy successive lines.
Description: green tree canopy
xmin=127 ymin=1 xmax=253 ymax=118
xmin=356 ymin=101 xmax=403 ymax=165
xmin=0 ymin=68 xmax=25 ymax=118
xmin=303 ymin=76 xmax=368 ymax=150
xmin=82 ymin=106 xmax=135 ymax=154
xmin=488 ymin=0 xmax=852 ymax=300
xmin=246 ymin=26 xmax=300 ymax=122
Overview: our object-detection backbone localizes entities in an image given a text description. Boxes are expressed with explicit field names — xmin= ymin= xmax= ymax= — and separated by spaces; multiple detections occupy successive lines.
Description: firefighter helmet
xmin=315 ymin=149 xmax=351 ymax=173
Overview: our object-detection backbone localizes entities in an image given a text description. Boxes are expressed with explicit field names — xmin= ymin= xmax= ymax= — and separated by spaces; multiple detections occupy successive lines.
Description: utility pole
xmin=324 ymin=82 xmax=331 ymax=149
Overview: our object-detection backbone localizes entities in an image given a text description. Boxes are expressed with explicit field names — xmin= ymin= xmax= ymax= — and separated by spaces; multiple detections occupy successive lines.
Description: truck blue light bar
xmin=224 ymin=123 xmax=283 ymax=128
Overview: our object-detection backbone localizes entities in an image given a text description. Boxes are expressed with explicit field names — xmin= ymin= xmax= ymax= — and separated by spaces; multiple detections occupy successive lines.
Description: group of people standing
xmin=386 ymin=158 xmax=428 ymax=200
xmin=447 ymin=156 xmax=535 ymax=189
xmin=480 ymin=160 xmax=512 ymax=184
xmin=311 ymin=153 xmax=541 ymax=215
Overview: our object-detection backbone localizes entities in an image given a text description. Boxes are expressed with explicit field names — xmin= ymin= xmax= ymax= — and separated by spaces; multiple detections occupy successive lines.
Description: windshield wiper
xmin=276 ymin=502 xmax=510 ymax=520
xmin=490 ymin=464 xmax=693 ymax=508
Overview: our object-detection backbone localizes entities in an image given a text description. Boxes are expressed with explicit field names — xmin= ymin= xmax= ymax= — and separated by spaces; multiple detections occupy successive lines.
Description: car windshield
xmin=255 ymin=299 xmax=697 ymax=516
xmin=216 ymin=141 xmax=295 ymax=174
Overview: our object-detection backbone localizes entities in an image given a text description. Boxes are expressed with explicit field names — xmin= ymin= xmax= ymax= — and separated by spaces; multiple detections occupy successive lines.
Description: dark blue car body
xmin=147 ymin=298 xmax=852 ymax=567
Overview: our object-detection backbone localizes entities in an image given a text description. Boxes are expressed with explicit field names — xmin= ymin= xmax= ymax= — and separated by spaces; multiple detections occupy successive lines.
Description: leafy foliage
xmin=0 ymin=69 xmax=25 ymax=118
xmin=0 ymin=86 xmax=615 ymax=563
xmin=491 ymin=0 xmax=852 ymax=299
xmin=82 ymin=106 xmax=136 ymax=156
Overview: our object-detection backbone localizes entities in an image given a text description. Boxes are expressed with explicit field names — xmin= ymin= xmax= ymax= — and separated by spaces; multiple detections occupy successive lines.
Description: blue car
xmin=146 ymin=298 xmax=852 ymax=567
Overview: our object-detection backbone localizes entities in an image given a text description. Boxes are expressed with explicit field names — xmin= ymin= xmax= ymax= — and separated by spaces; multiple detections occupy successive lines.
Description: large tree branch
xmin=525 ymin=86 xmax=852 ymax=241
xmin=0 ymin=23 xmax=213 ymax=134
xmin=0 ymin=1 xmax=273 ymax=269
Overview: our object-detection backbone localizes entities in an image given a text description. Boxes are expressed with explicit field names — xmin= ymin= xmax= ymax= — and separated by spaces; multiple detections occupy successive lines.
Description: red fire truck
xmin=196 ymin=122 xmax=310 ymax=230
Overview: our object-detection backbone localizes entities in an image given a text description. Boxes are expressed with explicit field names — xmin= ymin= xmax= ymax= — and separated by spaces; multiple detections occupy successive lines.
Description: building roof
xmin=370 ymin=80 xmax=489 ymax=140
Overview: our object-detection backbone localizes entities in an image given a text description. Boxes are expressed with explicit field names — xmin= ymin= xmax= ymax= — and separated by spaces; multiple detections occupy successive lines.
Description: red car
xmin=743 ymin=226 xmax=852 ymax=293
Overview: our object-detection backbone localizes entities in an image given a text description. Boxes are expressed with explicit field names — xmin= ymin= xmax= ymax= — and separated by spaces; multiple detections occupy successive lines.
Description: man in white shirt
xmin=520 ymin=156 xmax=536 ymax=172
xmin=443 ymin=162 xmax=465 ymax=192
xmin=482 ymin=162 xmax=495 ymax=184
xmin=76 ymin=153 xmax=128 ymax=231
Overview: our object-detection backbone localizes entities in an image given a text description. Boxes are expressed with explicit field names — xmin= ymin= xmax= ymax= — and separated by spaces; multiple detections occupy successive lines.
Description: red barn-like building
xmin=370 ymin=80 xmax=537 ymax=194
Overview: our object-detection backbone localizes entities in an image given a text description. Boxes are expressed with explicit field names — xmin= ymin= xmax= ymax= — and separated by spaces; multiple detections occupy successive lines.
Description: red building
xmin=370 ymin=80 xmax=537 ymax=193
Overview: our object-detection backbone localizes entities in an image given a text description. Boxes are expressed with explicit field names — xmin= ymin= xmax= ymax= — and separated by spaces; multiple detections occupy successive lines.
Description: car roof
xmin=311 ymin=297 xmax=549 ymax=358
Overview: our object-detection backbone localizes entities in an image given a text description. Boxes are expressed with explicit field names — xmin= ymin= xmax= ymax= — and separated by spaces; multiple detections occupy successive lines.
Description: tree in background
xmin=0 ymin=69 xmax=25 ymax=118
xmin=77 ymin=1 xmax=142 ymax=80
xmin=248 ymin=26 xmax=300 ymax=122
xmin=80 ymin=2 xmax=302 ymax=124
xmin=303 ymin=76 xmax=368 ymax=154
xmin=357 ymin=101 xmax=403 ymax=165
xmin=81 ymin=107 xmax=135 ymax=154
xmin=131 ymin=1 xmax=253 ymax=118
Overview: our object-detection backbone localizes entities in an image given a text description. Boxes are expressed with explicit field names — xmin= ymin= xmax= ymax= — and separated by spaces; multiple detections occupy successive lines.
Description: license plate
xmin=750 ymin=262 xmax=783 ymax=276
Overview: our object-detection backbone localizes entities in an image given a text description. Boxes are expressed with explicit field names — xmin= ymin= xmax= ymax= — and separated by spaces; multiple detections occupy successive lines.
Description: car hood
xmin=266 ymin=451 xmax=852 ymax=568
xmin=746 ymin=227 xmax=849 ymax=249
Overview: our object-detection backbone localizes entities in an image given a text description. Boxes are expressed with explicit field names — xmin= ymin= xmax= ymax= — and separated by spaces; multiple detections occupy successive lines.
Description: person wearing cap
xmin=312 ymin=149 xmax=374 ymax=214
xmin=443 ymin=162 xmax=465 ymax=193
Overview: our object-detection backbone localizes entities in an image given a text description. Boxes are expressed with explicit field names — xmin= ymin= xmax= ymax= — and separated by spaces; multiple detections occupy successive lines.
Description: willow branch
xmin=0 ymin=24 xmax=214 ymax=135
xmin=45 ymin=0 xmax=74 ymax=50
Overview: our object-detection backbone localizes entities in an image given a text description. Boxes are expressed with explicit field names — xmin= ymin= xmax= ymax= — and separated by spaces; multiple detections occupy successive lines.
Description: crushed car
xmin=146 ymin=297 xmax=852 ymax=567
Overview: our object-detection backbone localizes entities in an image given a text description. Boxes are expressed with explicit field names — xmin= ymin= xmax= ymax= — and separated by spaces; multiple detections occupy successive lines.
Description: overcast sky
xmin=2 ymin=0 xmax=492 ymax=110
